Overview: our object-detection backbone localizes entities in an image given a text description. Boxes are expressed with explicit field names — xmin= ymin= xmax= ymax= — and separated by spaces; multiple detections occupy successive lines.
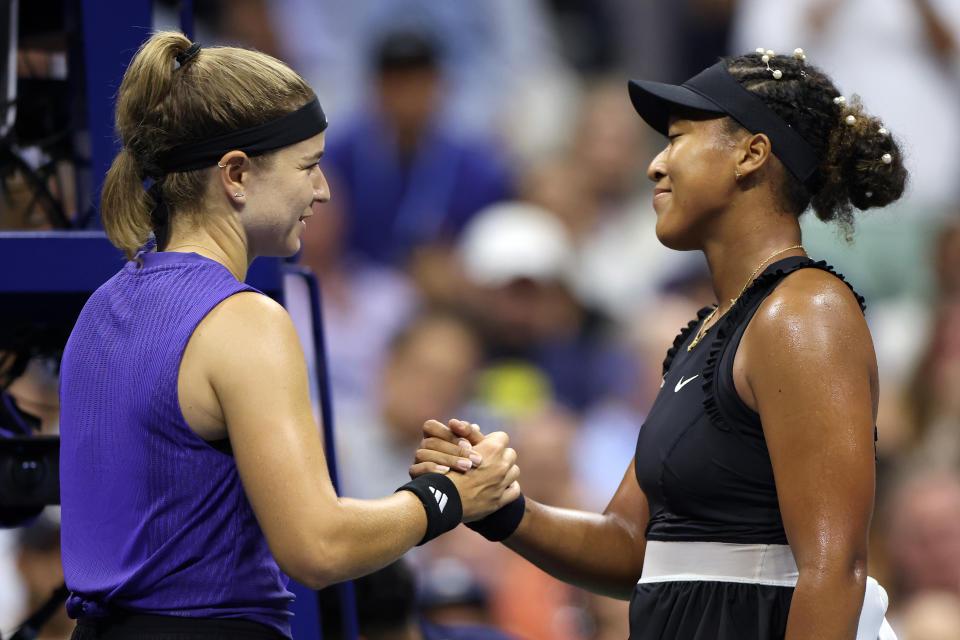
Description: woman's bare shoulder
xmin=752 ymin=267 xmax=867 ymax=336
xmin=189 ymin=290 xmax=300 ymax=372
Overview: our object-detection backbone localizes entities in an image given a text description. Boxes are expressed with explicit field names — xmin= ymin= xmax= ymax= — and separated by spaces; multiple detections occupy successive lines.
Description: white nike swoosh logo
xmin=674 ymin=375 xmax=699 ymax=392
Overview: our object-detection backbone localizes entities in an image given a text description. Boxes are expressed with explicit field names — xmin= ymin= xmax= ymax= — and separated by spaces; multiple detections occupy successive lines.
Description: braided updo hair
xmin=723 ymin=53 xmax=907 ymax=230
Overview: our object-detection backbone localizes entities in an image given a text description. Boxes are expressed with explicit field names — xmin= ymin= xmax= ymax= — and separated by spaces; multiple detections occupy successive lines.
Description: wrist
xmin=396 ymin=473 xmax=463 ymax=545
xmin=466 ymin=493 xmax=525 ymax=541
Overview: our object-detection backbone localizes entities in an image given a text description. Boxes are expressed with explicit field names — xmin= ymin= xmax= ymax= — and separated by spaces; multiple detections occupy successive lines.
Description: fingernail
xmin=469 ymin=453 xmax=482 ymax=466
xmin=458 ymin=439 xmax=472 ymax=450
xmin=457 ymin=459 xmax=472 ymax=470
xmin=471 ymin=424 xmax=479 ymax=430
xmin=436 ymin=465 xmax=450 ymax=473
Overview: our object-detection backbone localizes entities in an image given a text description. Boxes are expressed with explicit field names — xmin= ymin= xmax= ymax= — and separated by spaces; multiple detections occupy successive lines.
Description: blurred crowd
xmin=3 ymin=0 xmax=960 ymax=638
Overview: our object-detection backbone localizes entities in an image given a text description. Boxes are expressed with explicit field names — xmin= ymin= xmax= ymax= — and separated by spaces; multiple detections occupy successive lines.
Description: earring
xmin=234 ymin=192 xmax=244 ymax=198
xmin=735 ymin=168 xmax=742 ymax=180
xmin=218 ymin=162 xmax=226 ymax=168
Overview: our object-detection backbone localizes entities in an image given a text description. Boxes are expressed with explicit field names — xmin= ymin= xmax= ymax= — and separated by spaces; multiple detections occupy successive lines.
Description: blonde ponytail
xmin=101 ymin=148 xmax=154 ymax=260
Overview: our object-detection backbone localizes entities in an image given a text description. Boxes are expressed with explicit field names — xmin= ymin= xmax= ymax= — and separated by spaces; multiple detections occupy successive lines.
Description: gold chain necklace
xmin=687 ymin=244 xmax=804 ymax=352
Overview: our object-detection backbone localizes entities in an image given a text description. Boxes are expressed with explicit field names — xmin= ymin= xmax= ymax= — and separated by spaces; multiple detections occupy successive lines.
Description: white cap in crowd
xmin=458 ymin=201 xmax=575 ymax=288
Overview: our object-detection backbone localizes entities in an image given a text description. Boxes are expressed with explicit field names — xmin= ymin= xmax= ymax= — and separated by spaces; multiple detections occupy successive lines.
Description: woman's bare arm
xmin=504 ymin=463 xmax=649 ymax=599
xmin=414 ymin=420 xmax=648 ymax=599
xmin=739 ymin=269 xmax=877 ymax=639
xmin=192 ymin=292 xmax=519 ymax=589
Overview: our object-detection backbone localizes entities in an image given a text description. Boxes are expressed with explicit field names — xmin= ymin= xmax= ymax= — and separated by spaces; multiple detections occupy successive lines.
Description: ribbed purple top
xmin=59 ymin=251 xmax=294 ymax=637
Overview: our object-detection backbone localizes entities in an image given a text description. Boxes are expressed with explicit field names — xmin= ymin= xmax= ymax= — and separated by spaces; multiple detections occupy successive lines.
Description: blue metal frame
xmin=0 ymin=231 xmax=282 ymax=296
xmin=179 ymin=0 xmax=195 ymax=40
xmin=5 ymin=2 xmax=362 ymax=635
xmin=283 ymin=266 xmax=359 ymax=640
xmin=79 ymin=1 xmax=153 ymax=227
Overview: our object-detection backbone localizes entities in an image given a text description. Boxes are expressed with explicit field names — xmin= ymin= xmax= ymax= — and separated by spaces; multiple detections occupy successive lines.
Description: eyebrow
xmin=301 ymin=149 xmax=324 ymax=162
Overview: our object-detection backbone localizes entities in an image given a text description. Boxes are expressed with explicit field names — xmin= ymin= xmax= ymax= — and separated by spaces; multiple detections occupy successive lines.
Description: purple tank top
xmin=59 ymin=251 xmax=294 ymax=637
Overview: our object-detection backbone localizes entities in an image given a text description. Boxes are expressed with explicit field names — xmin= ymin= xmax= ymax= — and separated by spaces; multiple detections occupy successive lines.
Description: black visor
xmin=628 ymin=62 xmax=818 ymax=184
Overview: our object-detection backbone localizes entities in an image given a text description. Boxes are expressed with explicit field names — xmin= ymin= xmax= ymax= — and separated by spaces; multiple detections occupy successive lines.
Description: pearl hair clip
xmin=879 ymin=125 xmax=892 ymax=164
xmin=755 ymin=47 xmax=806 ymax=80
xmin=833 ymin=95 xmax=857 ymax=125
xmin=793 ymin=48 xmax=807 ymax=77
xmin=756 ymin=47 xmax=782 ymax=79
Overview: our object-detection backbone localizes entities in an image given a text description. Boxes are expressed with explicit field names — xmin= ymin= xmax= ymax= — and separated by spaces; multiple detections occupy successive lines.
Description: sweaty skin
xmin=413 ymin=114 xmax=876 ymax=638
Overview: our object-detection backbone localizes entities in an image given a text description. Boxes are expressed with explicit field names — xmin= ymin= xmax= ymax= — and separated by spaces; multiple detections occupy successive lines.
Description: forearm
xmin=784 ymin=564 xmax=867 ymax=639
xmin=286 ymin=491 xmax=428 ymax=588
xmin=503 ymin=498 xmax=645 ymax=599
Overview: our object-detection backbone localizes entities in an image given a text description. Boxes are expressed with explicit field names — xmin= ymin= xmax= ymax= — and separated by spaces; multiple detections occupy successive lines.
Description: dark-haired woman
xmin=57 ymin=32 xmax=519 ymax=640
xmin=414 ymin=50 xmax=904 ymax=639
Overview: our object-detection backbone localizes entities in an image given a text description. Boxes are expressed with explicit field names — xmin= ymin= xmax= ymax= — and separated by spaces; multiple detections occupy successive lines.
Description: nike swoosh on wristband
xmin=674 ymin=374 xmax=699 ymax=392
xmin=428 ymin=486 xmax=448 ymax=513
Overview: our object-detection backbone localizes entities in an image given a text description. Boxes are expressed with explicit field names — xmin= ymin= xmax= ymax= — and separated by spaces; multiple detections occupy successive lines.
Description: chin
xmin=259 ymin=239 xmax=302 ymax=260
xmin=655 ymin=221 xmax=697 ymax=252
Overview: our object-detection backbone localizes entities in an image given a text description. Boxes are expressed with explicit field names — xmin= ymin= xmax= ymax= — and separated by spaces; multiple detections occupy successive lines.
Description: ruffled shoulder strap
xmin=662 ymin=305 xmax=714 ymax=375
xmin=701 ymin=258 xmax=865 ymax=431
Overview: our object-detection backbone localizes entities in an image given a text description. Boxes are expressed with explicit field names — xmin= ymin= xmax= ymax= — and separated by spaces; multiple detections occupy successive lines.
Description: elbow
xmin=797 ymin=547 xmax=868 ymax=589
xmin=276 ymin=546 xmax=347 ymax=590
xmin=271 ymin=525 xmax=355 ymax=590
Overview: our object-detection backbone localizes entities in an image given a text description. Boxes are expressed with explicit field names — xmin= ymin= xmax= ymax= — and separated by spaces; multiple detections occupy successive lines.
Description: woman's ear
xmin=217 ymin=151 xmax=252 ymax=204
xmin=735 ymin=132 xmax=773 ymax=181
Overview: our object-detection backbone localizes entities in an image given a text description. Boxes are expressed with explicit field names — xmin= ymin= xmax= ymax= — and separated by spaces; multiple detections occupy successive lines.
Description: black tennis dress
xmin=628 ymin=256 xmax=867 ymax=640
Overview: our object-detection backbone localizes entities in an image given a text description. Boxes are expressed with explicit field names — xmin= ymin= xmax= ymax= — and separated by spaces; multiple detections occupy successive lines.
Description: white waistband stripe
xmin=638 ymin=541 xmax=799 ymax=587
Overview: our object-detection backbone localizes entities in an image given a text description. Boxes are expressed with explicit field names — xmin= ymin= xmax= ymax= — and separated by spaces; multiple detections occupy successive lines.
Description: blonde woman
xmin=58 ymin=32 xmax=517 ymax=639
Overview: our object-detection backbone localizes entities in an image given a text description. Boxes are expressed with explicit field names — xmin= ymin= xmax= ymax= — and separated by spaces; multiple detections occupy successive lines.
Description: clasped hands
xmin=409 ymin=419 xmax=521 ymax=522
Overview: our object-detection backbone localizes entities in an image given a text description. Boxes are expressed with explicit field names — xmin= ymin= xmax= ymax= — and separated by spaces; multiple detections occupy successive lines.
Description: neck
xmin=164 ymin=212 xmax=250 ymax=281
xmin=702 ymin=205 xmax=804 ymax=312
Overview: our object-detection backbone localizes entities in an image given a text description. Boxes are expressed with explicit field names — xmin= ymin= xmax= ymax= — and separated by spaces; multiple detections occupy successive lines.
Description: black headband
xmin=176 ymin=42 xmax=202 ymax=67
xmin=628 ymin=62 xmax=818 ymax=183
xmin=145 ymin=97 xmax=328 ymax=178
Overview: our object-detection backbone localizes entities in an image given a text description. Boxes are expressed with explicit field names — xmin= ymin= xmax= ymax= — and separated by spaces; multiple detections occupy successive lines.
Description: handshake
xmin=398 ymin=419 xmax=524 ymax=545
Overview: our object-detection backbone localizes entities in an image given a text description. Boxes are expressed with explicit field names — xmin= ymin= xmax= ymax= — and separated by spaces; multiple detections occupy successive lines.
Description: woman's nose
xmin=314 ymin=169 xmax=331 ymax=202
xmin=647 ymin=147 xmax=667 ymax=182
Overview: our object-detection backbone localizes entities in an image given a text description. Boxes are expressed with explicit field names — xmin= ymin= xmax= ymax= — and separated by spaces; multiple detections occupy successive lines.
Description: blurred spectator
xmin=0 ymin=341 xmax=64 ymax=628
xmin=898 ymin=219 xmax=960 ymax=468
xmin=297 ymin=185 xmax=419 ymax=411
xmin=2 ymin=355 xmax=60 ymax=436
xmin=458 ymin=201 xmax=636 ymax=416
xmin=572 ymin=293 xmax=709 ymax=510
xmin=580 ymin=592 xmax=630 ymax=640
xmin=319 ymin=27 xmax=513 ymax=278
xmin=522 ymin=78 xmax=705 ymax=323
xmin=895 ymin=591 xmax=960 ymax=640
xmin=2 ymin=40 xmax=75 ymax=230
xmin=318 ymin=559 xmax=517 ymax=640
xmin=334 ymin=309 xmax=483 ymax=499
xmin=486 ymin=408 xmax=588 ymax=640
xmin=541 ymin=0 xmax=618 ymax=72
xmin=902 ymin=299 xmax=960 ymax=468
xmin=604 ymin=0 xmax=736 ymax=84
xmin=732 ymin=0 xmax=960 ymax=217
xmin=884 ymin=470 xmax=960 ymax=611
xmin=269 ymin=0 xmax=578 ymax=151
xmin=8 ymin=513 xmax=71 ymax=640
xmin=933 ymin=217 xmax=960 ymax=301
